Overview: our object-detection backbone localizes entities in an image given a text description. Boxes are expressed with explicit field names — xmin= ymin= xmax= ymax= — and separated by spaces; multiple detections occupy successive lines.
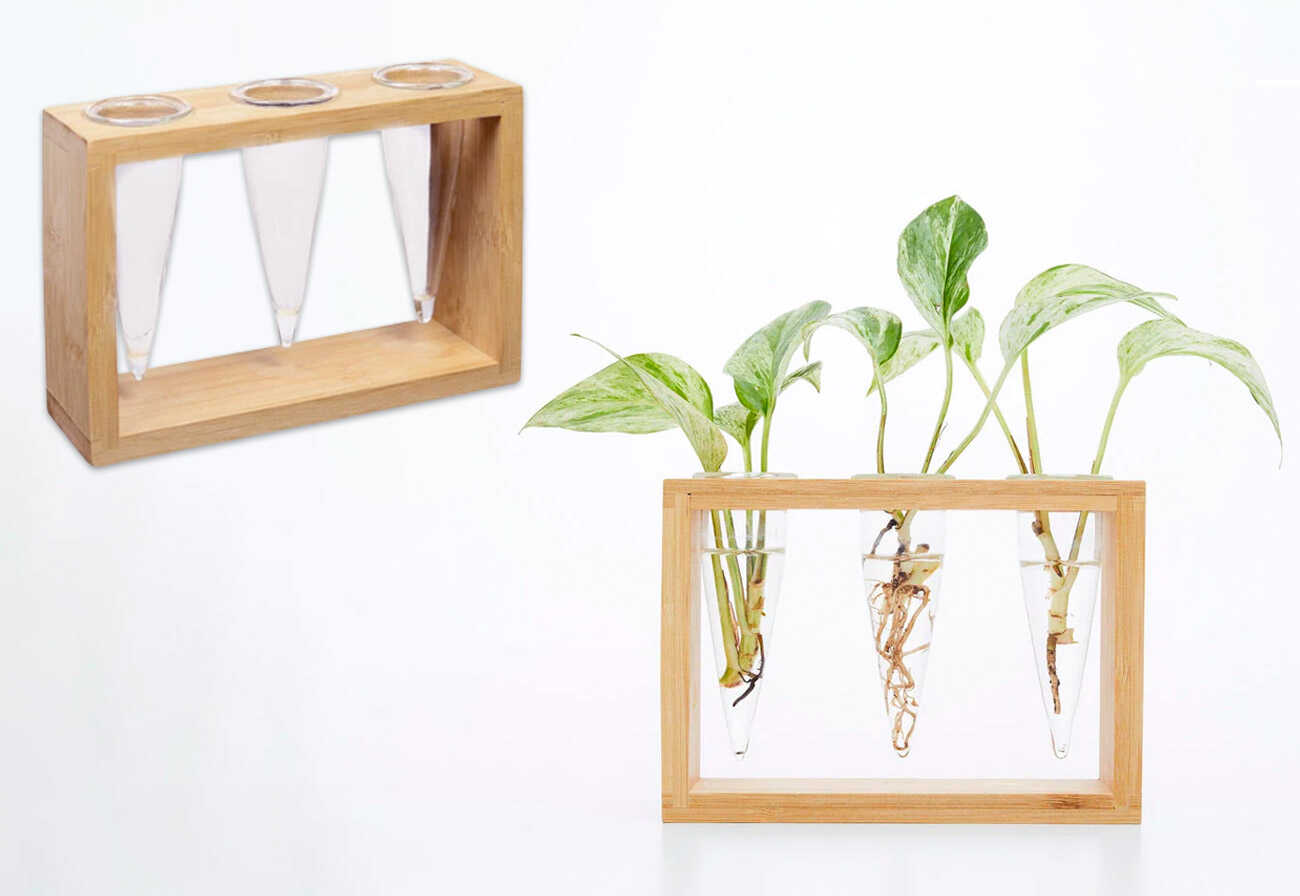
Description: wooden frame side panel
xmin=1100 ymin=493 xmax=1145 ymax=814
xmin=660 ymin=492 xmax=699 ymax=811
xmin=43 ymin=115 xmax=91 ymax=442
xmin=432 ymin=92 xmax=523 ymax=378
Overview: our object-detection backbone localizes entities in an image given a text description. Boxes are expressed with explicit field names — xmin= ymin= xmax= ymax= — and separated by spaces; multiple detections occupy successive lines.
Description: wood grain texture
xmin=1100 ymin=494 xmax=1145 ymax=815
xmin=43 ymin=62 xmax=523 ymax=465
xmin=100 ymin=321 xmax=501 ymax=464
xmin=46 ymin=62 xmax=519 ymax=163
xmin=660 ymin=492 xmax=699 ymax=809
xmin=668 ymin=778 xmax=1137 ymax=824
xmin=666 ymin=477 xmax=1141 ymax=511
xmin=660 ymin=477 xmax=1146 ymax=823
xmin=43 ymin=114 xmax=91 ymax=437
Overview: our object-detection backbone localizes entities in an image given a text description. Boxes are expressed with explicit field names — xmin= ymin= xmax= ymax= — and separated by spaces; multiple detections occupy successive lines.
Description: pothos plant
xmin=524 ymin=194 xmax=1280 ymax=759
xmin=814 ymin=195 xmax=1280 ymax=753
xmin=523 ymin=303 xmax=831 ymax=706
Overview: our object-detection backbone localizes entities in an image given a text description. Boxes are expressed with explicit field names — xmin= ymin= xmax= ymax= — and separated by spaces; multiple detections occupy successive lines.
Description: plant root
xmin=870 ymin=545 xmax=934 ymax=756
xmin=731 ymin=634 xmax=765 ymax=707
xmin=1045 ymin=632 xmax=1061 ymax=714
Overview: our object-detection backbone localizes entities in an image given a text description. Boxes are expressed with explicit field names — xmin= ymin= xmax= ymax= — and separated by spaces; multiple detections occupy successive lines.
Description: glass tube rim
xmin=691 ymin=471 xmax=797 ymax=479
xmin=1005 ymin=473 xmax=1114 ymax=481
xmin=85 ymin=94 xmax=193 ymax=127
xmin=229 ymin=77 xmax=340 ymax=107
xmin=371 ymin=61 xmax=474 ymax=90
xmin=850 ymin=472 xmax=955 ymax=480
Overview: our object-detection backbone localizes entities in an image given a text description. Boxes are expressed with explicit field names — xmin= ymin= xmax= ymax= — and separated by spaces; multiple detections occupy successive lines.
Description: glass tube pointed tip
xmin=275 ymin=309 xmax=301 ymax=347
xmin=414 ymin=293 xmax=435 ymax=323
xmin=1051 ymin=740 xmax=1070 ymax=759
xmin=126 ymin=351 xmax=149 ymax=381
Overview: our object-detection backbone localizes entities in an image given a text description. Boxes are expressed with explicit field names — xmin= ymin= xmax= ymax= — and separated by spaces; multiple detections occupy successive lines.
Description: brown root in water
xmin=870 ymin=548 xmax=934 ymax=757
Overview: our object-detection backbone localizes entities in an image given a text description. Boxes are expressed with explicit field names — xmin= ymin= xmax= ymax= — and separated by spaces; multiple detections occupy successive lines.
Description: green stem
xmin=937 ymin=358 xmax=1016 ymax=474
xmin=1058 ymin=376 xmax=1130 ymax=578
xmin=1090 ymin=376 xmax=1129 ymax=479
xmin=872 ymin=364 xmax=888 ymax=474
xmin=961 ymin=356 xmax=1027 ymax=473
xmin=1021 ymin=352 xmax=1044 ymax=474
xmin=707 ymin=546 xmax=741 ymax=687
xmin=715 ymin=510 xmax=756 ymax=669
xmin=742 ymin=438 xmax=755 ymax=580
xmin=921 ymin=346 xmax=954 ymax=474
xmin=754 ymin=411 xmax=773 ymax=586
xmin=1038 ymin=376 xmax=1131 ymax=714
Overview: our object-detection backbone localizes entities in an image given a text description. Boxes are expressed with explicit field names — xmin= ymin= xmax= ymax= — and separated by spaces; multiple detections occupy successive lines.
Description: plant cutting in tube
xmin=803 ymin=196 xmax=984 ymax=756
xmin=918 ymin=227 xmax=1282 ymax=757
xmin=522 ymin=302 xmax=830 ymax=755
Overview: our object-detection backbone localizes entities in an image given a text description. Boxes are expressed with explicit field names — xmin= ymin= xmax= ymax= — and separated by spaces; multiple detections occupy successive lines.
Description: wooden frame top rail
xmin=664 ymin=477 xmax=1145 ymax=512
xmin=44 ymin=61 xmax=520 ymax=163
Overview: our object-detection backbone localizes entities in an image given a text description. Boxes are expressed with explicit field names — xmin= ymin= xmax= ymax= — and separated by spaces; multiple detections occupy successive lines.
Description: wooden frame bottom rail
xmin=666 ymin=778 xmax=1135 ymax=824
xmin=49 ymin=319 xmax=512 ymax=465
xmin=660 ymin=477 xmax=1145 ymax=824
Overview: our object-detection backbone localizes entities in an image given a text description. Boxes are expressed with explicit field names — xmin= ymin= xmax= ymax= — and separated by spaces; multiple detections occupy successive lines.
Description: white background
xmin=3 ymin=1 xmax=1298 ymax=893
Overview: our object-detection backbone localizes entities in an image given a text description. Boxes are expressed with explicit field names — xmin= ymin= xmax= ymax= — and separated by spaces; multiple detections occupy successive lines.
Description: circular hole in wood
xmin=230 ymin=78 xmax=339 ymax=107
xmin=372 ymin=62 xmax=473 ymax=90
xmin=85 ymin=95 xmax=192 ymax=127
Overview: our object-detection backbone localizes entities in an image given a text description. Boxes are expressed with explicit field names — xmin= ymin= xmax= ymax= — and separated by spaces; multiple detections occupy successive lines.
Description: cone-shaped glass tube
xmin=1015 ymin=477 xmax=1106 ymax=759
xmin=86 ymin=95 xmax=191 ymax=380
xmin=373 ymin=63 xmax=472 ymax=324
xmin=855 ymin=475 xmax=950 ymax=758
xmin=378 ymin=120 xmax=466 ymax=323
xmin=695 ymin=473 xmax=793 ymax=758
xmin=232 ymin=79 xmax=336 ymax=347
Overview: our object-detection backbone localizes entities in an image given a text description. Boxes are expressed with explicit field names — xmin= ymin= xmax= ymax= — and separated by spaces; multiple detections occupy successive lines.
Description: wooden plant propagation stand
xmin=42 ymin=62 xmax=522 ymax=465
xmin=660 ymin=477 xmax=1145 ymax=823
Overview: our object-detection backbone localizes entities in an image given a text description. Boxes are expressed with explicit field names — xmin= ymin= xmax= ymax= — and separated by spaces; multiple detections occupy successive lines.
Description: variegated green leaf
xmin=868 ymin=330 xmax=942 ymax=394
xmin=897 ymin=196 xmax=988 ymax=336
xmin=951 ymin=308 xmax=985 ymax=364
xmin=781 ymin=361 xmax=823 ymax=394
xmin=999 ymin=264 xmax=1180 ymax=363
xmin=1117 ymin=319 xmax=1281 ymax=449
xmin=523 ymin=352 xmax=706 ymax=434
xmin=715 ymin=403 xmax=758 ymax=450
xmin=807 ymin=307 xmax=903 ymax=367
xmin=724 ymin=301 xmax=832 ymax=415
xmin=525 ymin=340 xmax=728 ymax=471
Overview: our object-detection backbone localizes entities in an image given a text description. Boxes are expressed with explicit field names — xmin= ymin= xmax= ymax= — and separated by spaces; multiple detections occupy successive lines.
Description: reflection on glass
xmin=86 ymin=95 xmax=191 ymax=379
xmin=1017 ymin=497 xmax=1104 ymax=759
xmin=231 ymin=78 xmax=338 ymax=346
xmin=379 ymin=121 xmax=465 ymax=322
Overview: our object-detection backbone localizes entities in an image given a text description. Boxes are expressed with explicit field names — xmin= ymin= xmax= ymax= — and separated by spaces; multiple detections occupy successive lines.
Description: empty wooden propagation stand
xmin=42 ymin=62 xmax=522 ymax=465
xmin=661 ymin=476 xmax=1145 ymax=823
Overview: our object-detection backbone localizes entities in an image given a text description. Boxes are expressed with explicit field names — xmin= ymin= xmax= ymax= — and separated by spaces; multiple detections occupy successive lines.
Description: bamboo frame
xmin=661 ymin=477 xmax=1145 ymax=823
xmin=42 ymin=61 xmax=522 ymax=465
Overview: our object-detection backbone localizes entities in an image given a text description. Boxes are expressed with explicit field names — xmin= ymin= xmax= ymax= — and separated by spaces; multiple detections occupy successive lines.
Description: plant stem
xmin=753 ymin=411 xmax=773 ymax=592
xmin=921 ymin=346 xmax=954 ymax=473
xmin=1090 ymin=376 xmax=1129 ymax=478
xmin=961 ymin=356 xmax=1027 ymax=473
xmin=1036 ymin=377 xmax=1131 ymax=715
xmin=718 ymin=509 xmax=757 ymax=669
xmin=1021 ymin=352 xmax=1044 ymax=474
xmin=1020 ymin=350 xmax=1063 ymax=580
xmin=759 ymin=413 xmax=772 ymax=473
xmin=742 ymin=438 xmax=755 ymax=581
xmin=937 ymin=358 xmax=1016 ymax=474
xmin=872 ymin=364 xmax=888 ymax=474
xmin=707 ymin=544 xmax=742 ymax=687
